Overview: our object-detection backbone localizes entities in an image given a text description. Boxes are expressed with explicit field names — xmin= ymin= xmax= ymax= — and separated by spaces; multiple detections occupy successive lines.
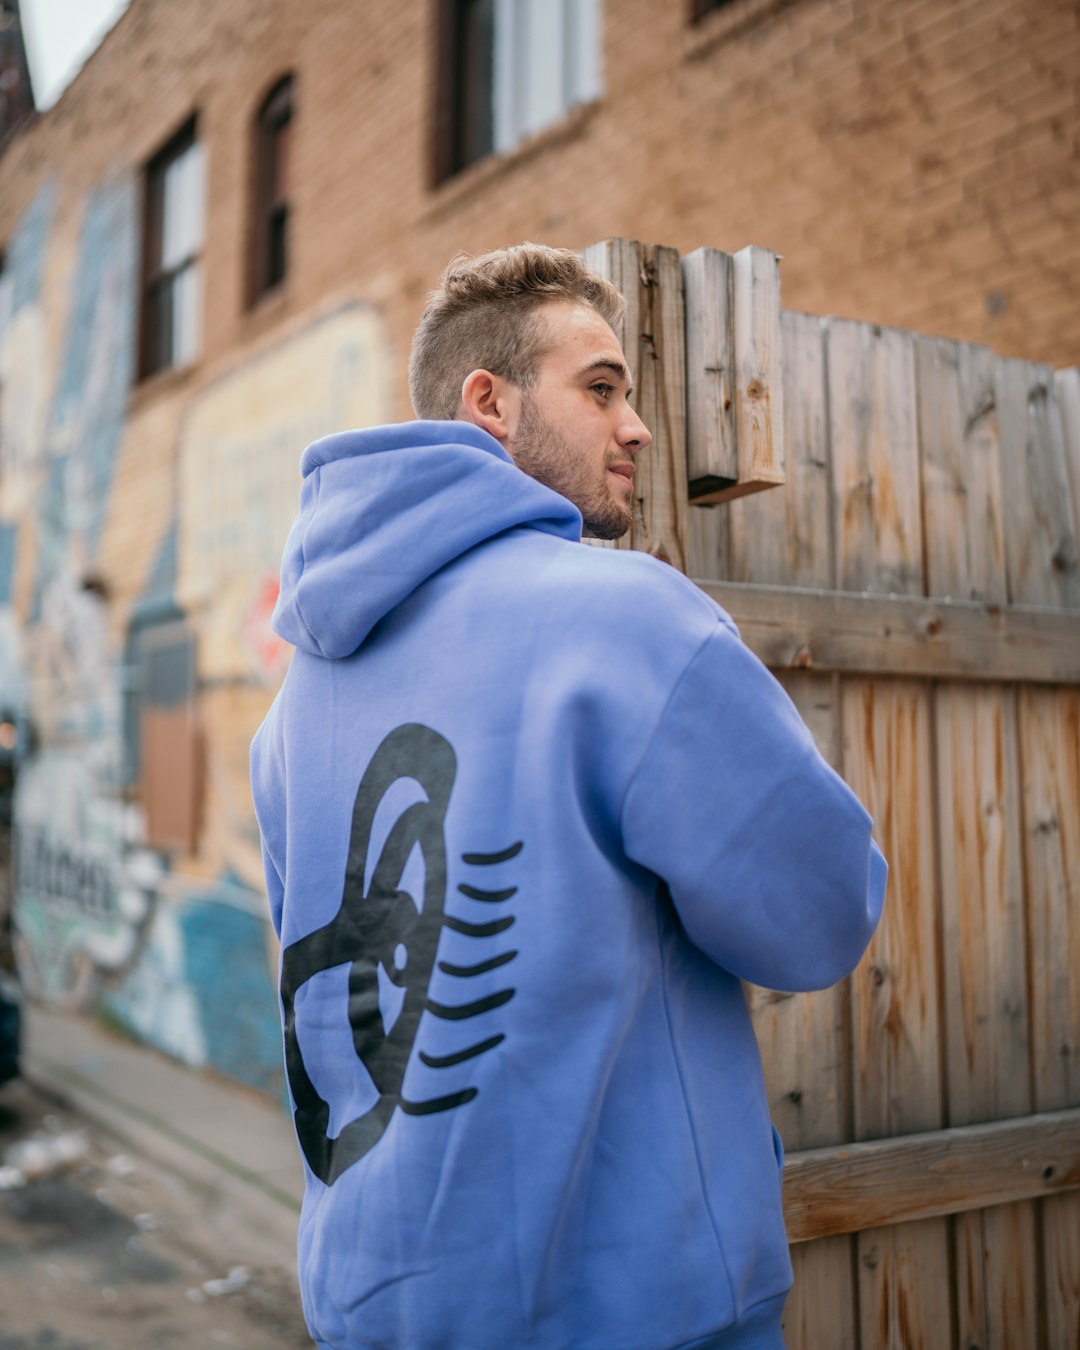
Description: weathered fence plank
xmin=1056 ymin=366 xmax=1080 ymax=539
xmin=995 ymin=358 xmax=1080 ymax=609
xmin=1042 ymin=1192 xmax=1080 ymax=1350
xmin=730 ymin=246 xmax=785 ymax=497
xmin=680 ymin=245 xmax=785 ymax=506
xmin=843 ymin=679 xmax=941 ymax=1140
xmin=915 ymin=331 xmax=1036 ymax=1349
xmin=828 ymin=320 xmax=923 ymax=596
xmin=916 ymin=337 xmax=1006 ymax=604
xmin=1020 ymin=686 xmax=1080 ymax=1116
xmin=682 ymin=247 xmax=736 ymax=498
xmin=937 ymin=685 xmax=1037 ymax=1350
xmin=933 ymin=686 xmax=1029 ymax=1123
xmin=782 ymin=1237 xmax=858 ymax=1350
xmin=695 ymin=582 xmax=1080 ymax=683
xmin=995 ymin=354 xmax=1080 ymax=1331
xmin=857 ymin=1217 xmax=952 ymax=1350
xmin=582 ymin=239 xmax=689 ymax=570
xmin=828 ymin=316 xmax=946 ymax=1346
xmin=958 ymin=1199 xmax=1038 ymax=1350
xmin=781 ymin=1109 xmax=1080 ymax=1241
xmin=842 ymin=677 xmax=948 ymax=1347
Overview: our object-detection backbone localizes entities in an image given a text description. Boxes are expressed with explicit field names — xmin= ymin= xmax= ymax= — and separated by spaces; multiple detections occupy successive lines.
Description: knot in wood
xmin=746 ymin=378 xmax=765 ymax=400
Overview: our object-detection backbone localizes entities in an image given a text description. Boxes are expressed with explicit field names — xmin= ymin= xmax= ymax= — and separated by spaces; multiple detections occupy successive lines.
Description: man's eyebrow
xmin=576 ymin=358 xmax=633 ymax=397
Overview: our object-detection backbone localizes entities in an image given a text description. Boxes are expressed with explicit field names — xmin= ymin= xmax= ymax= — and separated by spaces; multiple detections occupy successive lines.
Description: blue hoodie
xmin=251 ymin=421 xmax=887 ymax=1350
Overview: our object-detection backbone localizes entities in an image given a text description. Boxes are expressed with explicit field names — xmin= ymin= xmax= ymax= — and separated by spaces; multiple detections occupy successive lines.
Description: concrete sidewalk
xmin=22 ymin=1002 xmax=304 ymax=1267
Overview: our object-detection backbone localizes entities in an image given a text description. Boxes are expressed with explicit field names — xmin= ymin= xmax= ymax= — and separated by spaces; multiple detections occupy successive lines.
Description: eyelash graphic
xmin=415 ymin=843 xmax=522 ymax=1081
xmin=280 ymin=725 xmax=520 ymax=1186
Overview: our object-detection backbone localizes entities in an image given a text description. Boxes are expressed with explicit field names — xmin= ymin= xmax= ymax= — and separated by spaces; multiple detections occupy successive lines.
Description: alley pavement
xmin=22 ymin=1003 xmax=303 ymax=1271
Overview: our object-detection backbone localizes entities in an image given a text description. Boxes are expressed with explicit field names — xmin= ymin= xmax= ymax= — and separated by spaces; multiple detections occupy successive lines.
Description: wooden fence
xmin=584 ymin=239 xmax=1080 ymax=1349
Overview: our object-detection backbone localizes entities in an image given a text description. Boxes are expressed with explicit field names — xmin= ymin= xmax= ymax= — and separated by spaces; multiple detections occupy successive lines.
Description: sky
xmin=20 ymin=0 xmax=132 ymax=110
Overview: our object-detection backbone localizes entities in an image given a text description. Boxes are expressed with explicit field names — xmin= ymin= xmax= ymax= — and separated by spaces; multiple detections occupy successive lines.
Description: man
xmin=251 ymin=244 xmax=887 ymax=1350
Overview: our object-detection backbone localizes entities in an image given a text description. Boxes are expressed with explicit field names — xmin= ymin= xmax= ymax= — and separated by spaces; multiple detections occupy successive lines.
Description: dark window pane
xmin=457 ymin=0 xmax=495 ymax=171
xmin=267 ymin=205 xmax=288 ymax=291
xmin=253 ymin=76 xmax=294 ymax=301
xmin=147 ymin=276 xmax=174 ymax=373
xmin=272 ymin=116 xmax=291 ymax=202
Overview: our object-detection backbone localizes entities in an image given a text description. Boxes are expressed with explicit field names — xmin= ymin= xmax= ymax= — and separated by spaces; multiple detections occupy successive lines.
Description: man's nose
xmin=619 ymin=408 xmax=652 ymax=452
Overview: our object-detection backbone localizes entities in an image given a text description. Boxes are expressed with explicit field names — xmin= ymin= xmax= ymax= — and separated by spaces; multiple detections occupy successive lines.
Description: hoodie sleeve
xmin=620 ymin=622 xmax=887 ymax=992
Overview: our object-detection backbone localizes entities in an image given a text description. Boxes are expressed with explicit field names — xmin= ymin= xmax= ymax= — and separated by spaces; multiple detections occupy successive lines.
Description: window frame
xmin=433 ymin=0 xmax=601 ymax=185
xmin=250 ymin=75 xmax=295 ymax=305
xmin=138 ymin=116 xmax=203 ymax=380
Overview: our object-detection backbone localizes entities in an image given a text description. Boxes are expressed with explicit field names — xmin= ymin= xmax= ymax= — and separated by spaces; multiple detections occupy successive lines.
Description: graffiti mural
xmin=0 ymin=179 xmax=55 ymax=703
xmin=27 ymin=176 xmax=138 ymax=758
xmin=1 ymin=172 xmax=151 ymax=1008
xmin=102 ymin=878 xmax=287 ymax=1096
xmin=14 ymin=749 xmax=163 ymax=1006
xmin=0 ymin=168 xmax=392 ymax=1099
xmin=0 ymin=179 xmax=55 ymax=521
xmin=177 ymin=301 xmax=390 ymax=682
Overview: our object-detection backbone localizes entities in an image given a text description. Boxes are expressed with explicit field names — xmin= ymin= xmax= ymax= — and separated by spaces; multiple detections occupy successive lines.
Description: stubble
xmin=512 ymin=396 xmax=633 ymax=540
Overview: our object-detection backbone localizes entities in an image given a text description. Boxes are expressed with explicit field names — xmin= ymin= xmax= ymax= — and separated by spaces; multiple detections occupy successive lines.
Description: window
xmin=139 ymin=118 xmax=205 ymax=378
xmin=436 ymin=0 xmax=601 ymax=182
xmin=251 ymin=76 xmax=294 ymax=302
xmin=125 ymin=615 xmax=202 ymax=854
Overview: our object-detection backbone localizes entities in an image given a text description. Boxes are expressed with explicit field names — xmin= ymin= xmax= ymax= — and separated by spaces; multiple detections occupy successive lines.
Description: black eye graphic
xmin=280 ymin=724 xmax=519 ymax=1185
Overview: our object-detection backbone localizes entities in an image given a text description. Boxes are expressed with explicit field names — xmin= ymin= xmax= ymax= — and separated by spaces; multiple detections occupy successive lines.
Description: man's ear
xmin=459 ymin=369 xmax=518 ymax=443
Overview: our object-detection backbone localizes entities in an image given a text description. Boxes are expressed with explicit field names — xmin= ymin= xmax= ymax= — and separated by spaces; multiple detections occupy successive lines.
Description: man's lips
xmin=609 ymin=463 xmax=634 ymax=486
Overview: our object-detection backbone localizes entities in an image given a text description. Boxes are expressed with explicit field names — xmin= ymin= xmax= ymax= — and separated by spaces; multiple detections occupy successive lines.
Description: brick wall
xmin=4 ymin=0 xmax=1076 ymax=410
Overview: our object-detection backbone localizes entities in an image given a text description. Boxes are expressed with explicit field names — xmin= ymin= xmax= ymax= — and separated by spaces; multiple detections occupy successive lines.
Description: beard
xmin=511 ymin=395 xmax=633 ymax=541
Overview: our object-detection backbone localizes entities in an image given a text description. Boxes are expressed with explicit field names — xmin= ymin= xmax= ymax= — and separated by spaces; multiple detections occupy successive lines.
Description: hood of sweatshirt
xmin=272 ymin=420 xmax=583 ymax=659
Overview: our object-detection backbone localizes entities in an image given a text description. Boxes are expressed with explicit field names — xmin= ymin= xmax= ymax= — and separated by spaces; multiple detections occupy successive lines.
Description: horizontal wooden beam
xmin=783 ymin=1109 xmax=1080 ymax=1243
xmin=695 ymin=580 xmax=1080 ymax=683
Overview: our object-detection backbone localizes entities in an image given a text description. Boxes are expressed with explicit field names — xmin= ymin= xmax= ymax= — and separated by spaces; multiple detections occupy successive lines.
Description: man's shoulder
xmin=479 ymin=531 xmax=725 ymax=639
xmin=560 ymin=536 xmax=713 ymax=600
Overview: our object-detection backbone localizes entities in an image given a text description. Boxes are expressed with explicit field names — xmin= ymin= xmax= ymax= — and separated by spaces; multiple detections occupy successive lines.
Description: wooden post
xmin=731 ymin=246 xmax=786 ymax=496
xmin=682 ymin=247 xmax=737 ymax=499
xmin=682 ymin=245 xmax=786 ymax=504
xmin=582 ymin=238 xmax=689 ymax=572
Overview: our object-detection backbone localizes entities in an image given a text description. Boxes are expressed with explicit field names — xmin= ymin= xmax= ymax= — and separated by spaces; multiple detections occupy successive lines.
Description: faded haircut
xmin=408 ymin=243 xmax=625 ymax=421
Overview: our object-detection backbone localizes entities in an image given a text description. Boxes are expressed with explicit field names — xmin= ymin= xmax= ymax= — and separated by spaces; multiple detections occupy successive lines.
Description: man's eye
xmin=592 ymin=383 xmax=613 ymax=398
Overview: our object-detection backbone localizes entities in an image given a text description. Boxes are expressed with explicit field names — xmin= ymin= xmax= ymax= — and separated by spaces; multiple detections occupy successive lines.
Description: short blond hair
xmin=408 ymin=243 xmax=625 ymax=420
